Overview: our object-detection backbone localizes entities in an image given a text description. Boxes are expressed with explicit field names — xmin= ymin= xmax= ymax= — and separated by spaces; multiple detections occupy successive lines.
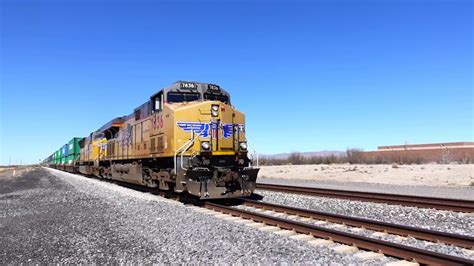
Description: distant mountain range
xmin=260 ymin=151 xmax=346 ymax=159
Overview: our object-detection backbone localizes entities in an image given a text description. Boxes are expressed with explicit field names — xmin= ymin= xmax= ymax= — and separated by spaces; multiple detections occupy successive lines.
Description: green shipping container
xmin=49 ymin=138 xmax=82 ymax=166
xmin=55 ymin=150 xmax=61 ymax=164
xmin=67 ymin=137 xmax=82 ymax=156
xmin=66 ymin=154 xmax=80 ymax=165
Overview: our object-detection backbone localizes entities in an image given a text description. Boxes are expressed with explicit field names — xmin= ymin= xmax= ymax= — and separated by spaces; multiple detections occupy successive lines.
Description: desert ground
xmin=0 ymin=167 xmax=16 ymax=173
xmin=258 ymin=164 xmax=474 ymax=187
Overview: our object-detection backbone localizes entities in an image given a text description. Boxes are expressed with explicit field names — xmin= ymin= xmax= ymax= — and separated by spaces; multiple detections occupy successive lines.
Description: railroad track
xmin=256 ymin=183 xmax=474 ymax=213
xmin=241 ymin=199 xmax=474 ymax=249
xmin=204 ymin=201 xmax=474 ymax=265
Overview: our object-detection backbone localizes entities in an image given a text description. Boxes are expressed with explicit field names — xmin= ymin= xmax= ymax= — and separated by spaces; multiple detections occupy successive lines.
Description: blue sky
xmin=1 ymin=0 xmax=473 ymax=164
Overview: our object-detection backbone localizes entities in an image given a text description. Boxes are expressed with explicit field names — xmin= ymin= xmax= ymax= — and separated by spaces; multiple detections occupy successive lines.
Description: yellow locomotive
xmin=76 ymin=81 xmax=259 ymax=199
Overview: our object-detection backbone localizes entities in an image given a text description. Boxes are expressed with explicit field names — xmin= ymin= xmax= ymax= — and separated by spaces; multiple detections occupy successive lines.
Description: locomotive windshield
xmin=204 ymin=93 xmax=229 ymax=104
xmin=167 ymin=92 xmax=200 ymax=103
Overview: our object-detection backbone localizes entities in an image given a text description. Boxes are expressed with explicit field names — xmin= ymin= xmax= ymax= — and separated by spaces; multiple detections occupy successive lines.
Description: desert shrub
xmin=346 ymin=148 xmax=364 ymax=164
xmin=260 ymin=153 xmax=345 ymax=165
xmin=259 ymin=157 xmax=286 ymax=166
xmin=323 ymin=155 xmax=339 ymax=164
xmin=460 ymin=153 xmax=474 ymax=164
xmin=412 ymin=157 xmax=424 ymax=164
xmin=259 ymin=148 xmax=472 ymax=166
xmin=307 ymin=156 xmax=324 ymax=164
xmin=439 ymin=149 xmax=451 ymax=164
xmin=288 ymin=152 xmax=305 ymax=165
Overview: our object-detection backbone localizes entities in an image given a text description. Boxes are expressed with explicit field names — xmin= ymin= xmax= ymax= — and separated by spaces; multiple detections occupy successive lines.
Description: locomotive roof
xmin=149 ymin=81 xmax=230 ymax=99
xmin=96 ymin=116 xmax=127 ymax=133
xmin=95 ymin=81 xmax=230 ymax=134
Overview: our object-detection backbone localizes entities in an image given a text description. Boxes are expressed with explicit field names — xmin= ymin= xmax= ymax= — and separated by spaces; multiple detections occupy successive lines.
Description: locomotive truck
xmin=43 ymin=81 xmax=259 ymax=199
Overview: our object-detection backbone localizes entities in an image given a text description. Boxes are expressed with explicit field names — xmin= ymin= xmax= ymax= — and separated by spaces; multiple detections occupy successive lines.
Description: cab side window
xmin=134 ymin=109 xmax=141 ymax=121
xmin=153 ymin=92 xmax=163 ymax=113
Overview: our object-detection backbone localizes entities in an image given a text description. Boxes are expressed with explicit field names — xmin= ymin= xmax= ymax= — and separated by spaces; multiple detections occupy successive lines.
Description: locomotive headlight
xmin=239 ymin=141 xmax=248 ymax=150
xmin=211 ymin=105 xmax=219 ymax=117
xmin=201 ymin=141 xmax=210 ymax=150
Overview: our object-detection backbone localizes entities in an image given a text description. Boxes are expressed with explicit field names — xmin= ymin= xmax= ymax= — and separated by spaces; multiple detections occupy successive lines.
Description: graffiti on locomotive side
xmin=153 ymin=115 xmax=164 ymax=130
xmin=177 ymin=122 xmax=244 ymax=138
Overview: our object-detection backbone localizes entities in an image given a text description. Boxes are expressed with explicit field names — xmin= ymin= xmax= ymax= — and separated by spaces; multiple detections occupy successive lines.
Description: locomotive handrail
xmin=173 ymin=130 xmax=200 ymax=174
xmin=174 ymin=134 xmax=192 ymax=173
xmin=180 ymin=133 xmax=201 ymax=170
xmin=247 ymin=142 xmax=259 ymax=167
xmin=251 ymin=148 xmax=259 ymax=167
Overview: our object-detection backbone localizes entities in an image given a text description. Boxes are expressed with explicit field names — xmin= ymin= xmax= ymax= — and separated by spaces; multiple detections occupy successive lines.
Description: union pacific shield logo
xmin=176 ymin=122 xmax=210 ymax=137
xmin=177 ymin=122 xmax=237 ymax=139
xmin=222 ymin=124 xmax=233 ymax=138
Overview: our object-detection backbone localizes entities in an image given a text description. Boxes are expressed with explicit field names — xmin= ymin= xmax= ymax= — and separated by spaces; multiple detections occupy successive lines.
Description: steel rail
xmin=256 ymin=183 xmax=474 ymax=213
xmin=242 ymin=199 xmax=474 ymax=249
xmin=205 ymin=202 xmax=474 ymax=265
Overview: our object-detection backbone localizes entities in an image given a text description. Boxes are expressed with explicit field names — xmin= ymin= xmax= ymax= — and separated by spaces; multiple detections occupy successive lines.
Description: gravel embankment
xmin=258 ymin=177 xmax=474 ymax=200
xmin=1 ymin=167 xmax=394 ymax=264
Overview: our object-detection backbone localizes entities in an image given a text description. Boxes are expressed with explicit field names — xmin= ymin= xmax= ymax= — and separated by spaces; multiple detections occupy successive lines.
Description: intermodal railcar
xmin=43 ymin=81 xmax=259 ymax=199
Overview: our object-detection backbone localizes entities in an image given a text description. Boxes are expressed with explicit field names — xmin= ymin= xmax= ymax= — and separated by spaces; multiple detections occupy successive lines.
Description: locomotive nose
xmin=186 ymin=167 xmax=259 ymax=199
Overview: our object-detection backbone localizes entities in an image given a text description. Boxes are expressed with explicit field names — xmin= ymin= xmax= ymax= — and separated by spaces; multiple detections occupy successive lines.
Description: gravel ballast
xmin=256 ymin=190 xmax=474 ymax=237
xmin=235 ymin=204 xmax=474 ymax=260
xmin=0 ymin=167 xmax=394 ymax=264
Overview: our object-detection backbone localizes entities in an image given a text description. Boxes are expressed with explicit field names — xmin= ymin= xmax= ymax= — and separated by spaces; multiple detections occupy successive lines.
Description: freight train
xmin=43 ymin=81 xmax=259 ymax=199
